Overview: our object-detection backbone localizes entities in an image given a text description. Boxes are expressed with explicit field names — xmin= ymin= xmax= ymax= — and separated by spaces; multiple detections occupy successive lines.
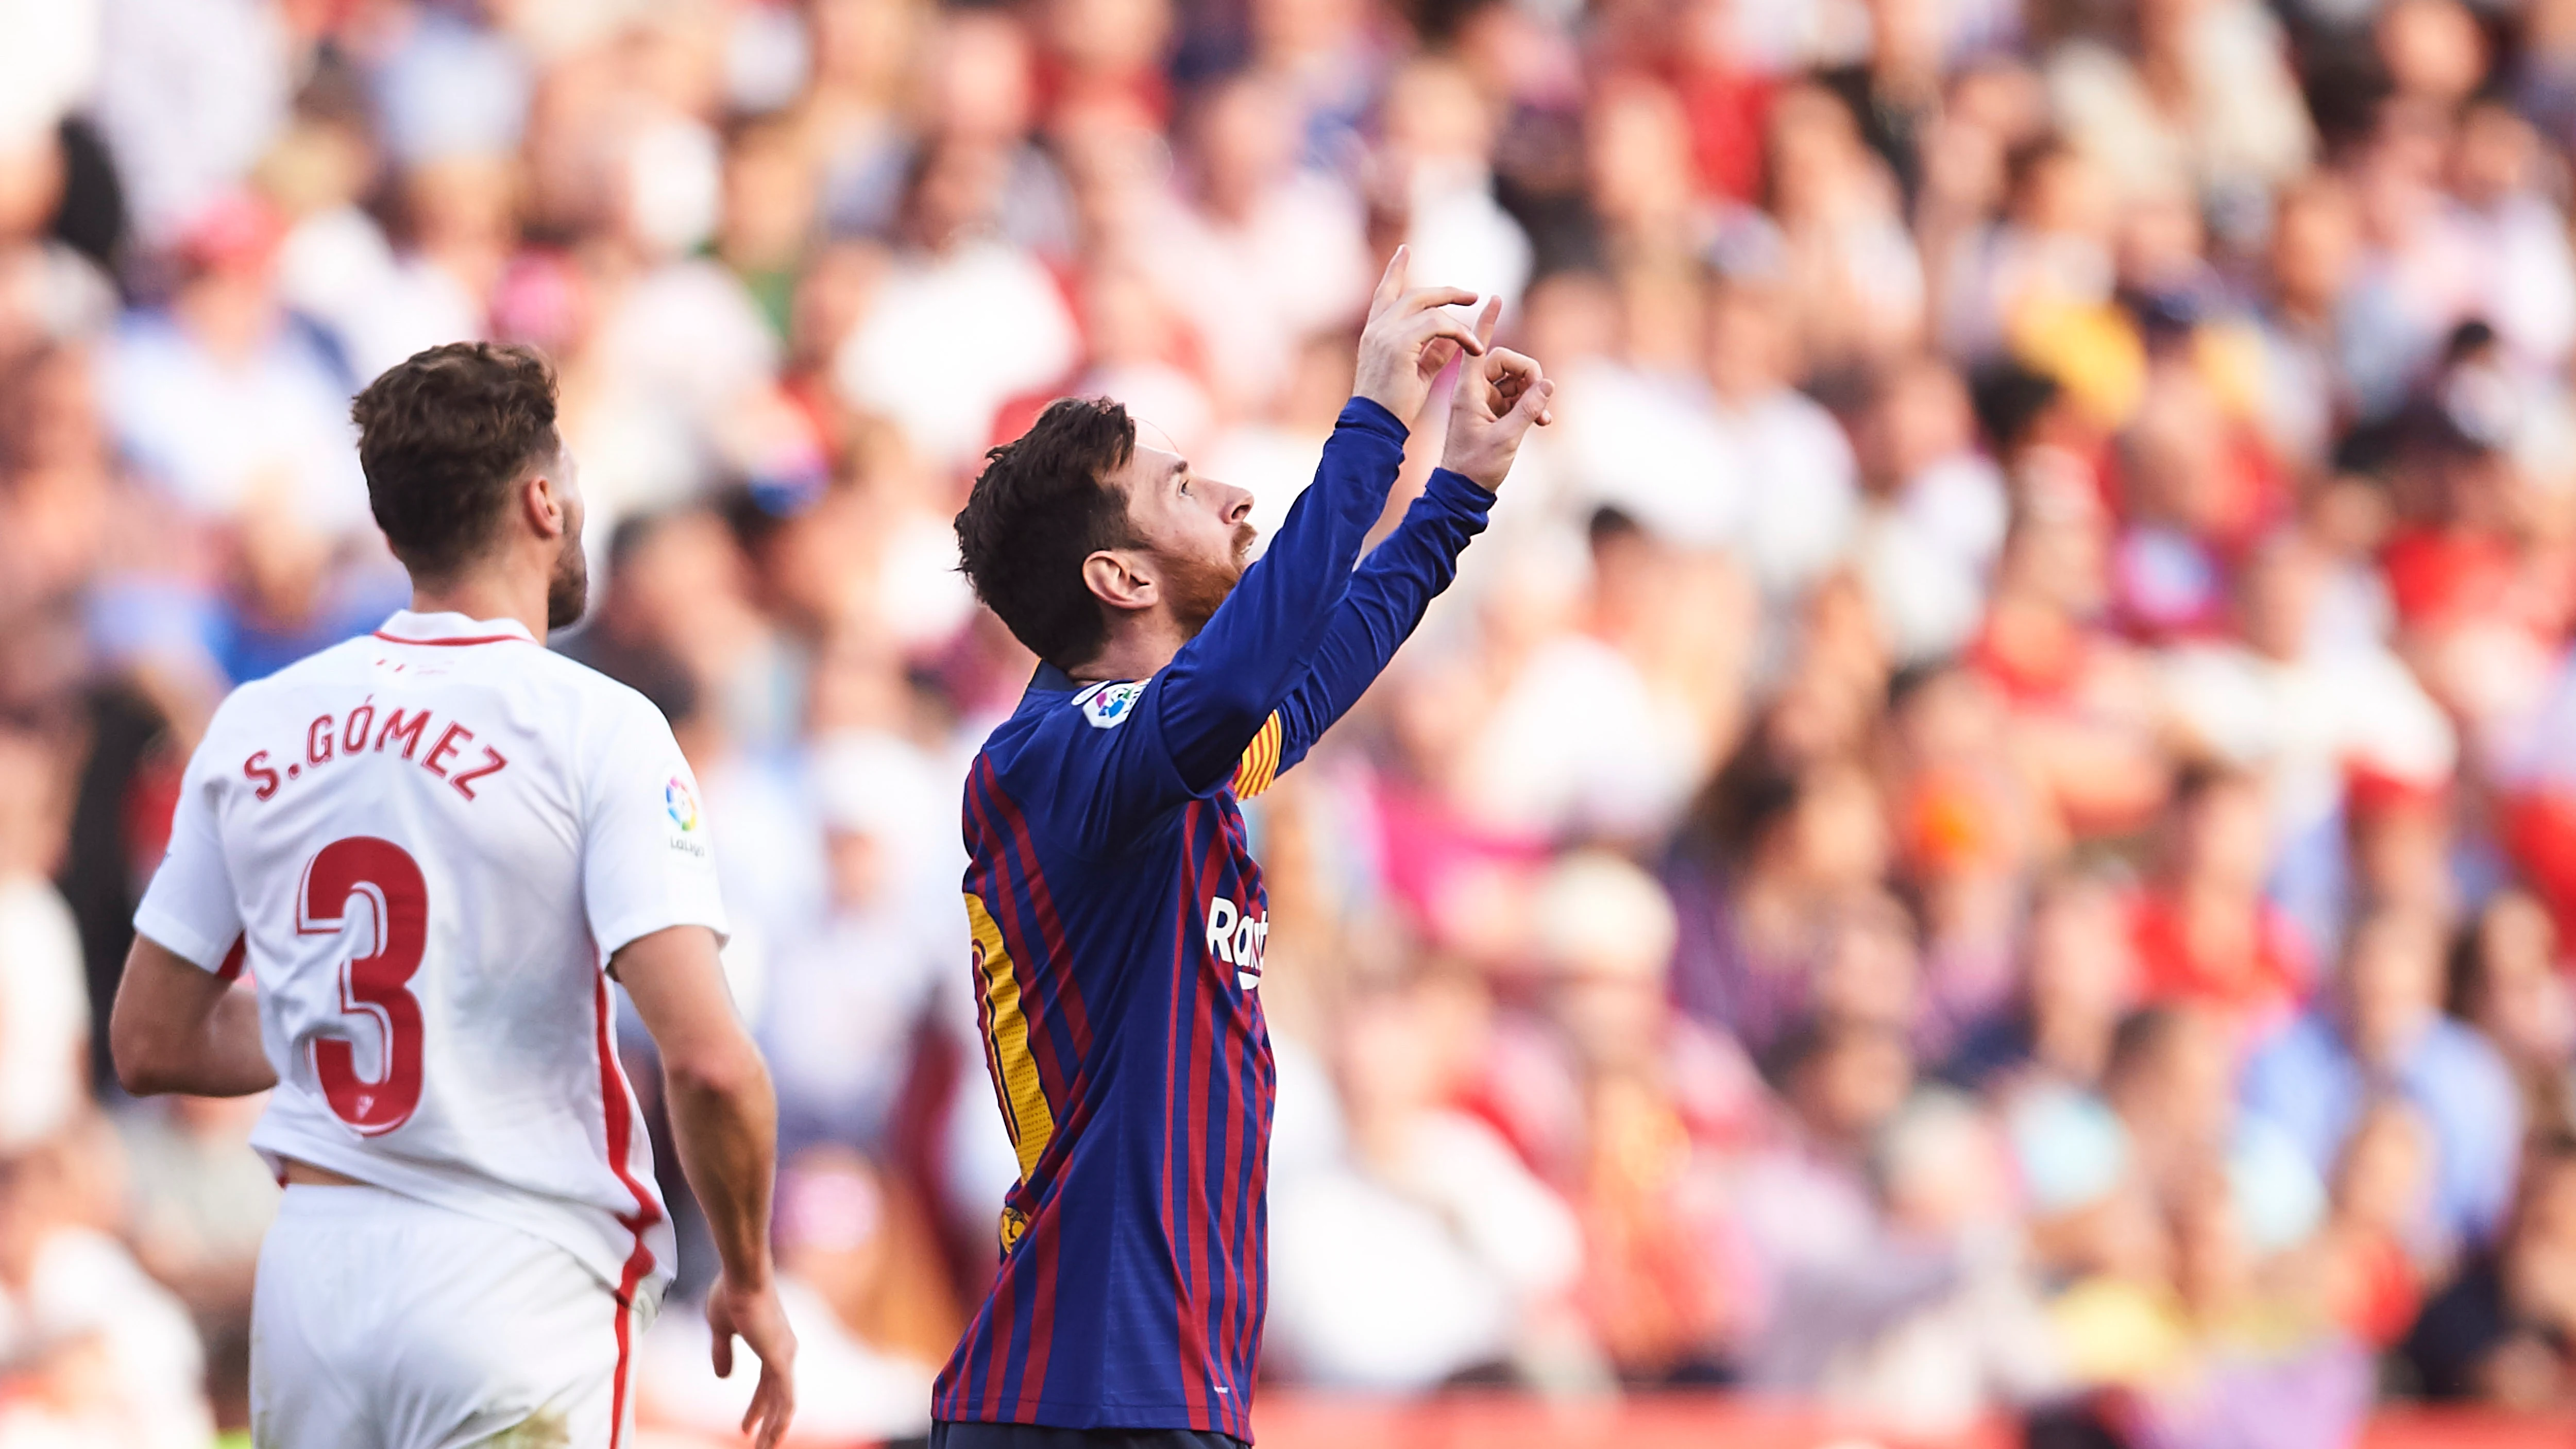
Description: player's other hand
xmin=708 ymin=1273 xmax=798 ymax=1449
xmin=1351 ymin=245 xmax=1486 ymax=424
xmin=1439 ymin=297 xmax=1552 ymax=489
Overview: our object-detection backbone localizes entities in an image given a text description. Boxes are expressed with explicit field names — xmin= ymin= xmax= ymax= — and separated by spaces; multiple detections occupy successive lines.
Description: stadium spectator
xmin=0 ymin=729 xmax=89 ymax=1160
xmin=2406 ymin=1133 xmax=2576 ymax=1405
xmin=2450 ymin=888 xmax=2576 ymax=1137
xmin=2126 ymin=764 xmax=2315 ymax=1041
xmin=2242 ymin=905 xmax=2523 ymax=1252
xmin=1945 ymin=867 xmax=2140 ymax=1095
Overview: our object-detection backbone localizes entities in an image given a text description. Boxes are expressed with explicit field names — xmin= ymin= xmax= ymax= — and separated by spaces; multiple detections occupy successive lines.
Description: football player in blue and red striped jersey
xmin=935 ymin=249 xmax=1552 ymax=1449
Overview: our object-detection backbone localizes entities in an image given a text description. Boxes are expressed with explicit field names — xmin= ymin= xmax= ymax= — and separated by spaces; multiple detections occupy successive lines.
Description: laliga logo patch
xmin=665 ymin=777 xmax=710 ymax=857
xmin=1078 ymin=680 xmax=1145 ymax=730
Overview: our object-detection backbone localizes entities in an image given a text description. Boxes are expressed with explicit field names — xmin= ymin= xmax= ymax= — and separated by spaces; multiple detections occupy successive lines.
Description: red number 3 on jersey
xmin=298 ymin=837 xmax=428 ymax=1134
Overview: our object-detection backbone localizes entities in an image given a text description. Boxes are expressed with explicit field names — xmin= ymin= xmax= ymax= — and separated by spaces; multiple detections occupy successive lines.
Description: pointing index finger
xmin=1370 ymin=246 xmax=1410 ymax=315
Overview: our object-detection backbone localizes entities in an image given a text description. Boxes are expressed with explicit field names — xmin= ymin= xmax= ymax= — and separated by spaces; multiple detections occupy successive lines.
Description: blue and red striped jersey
xmin=935 ymin=401 xmax=1496 ymax=1440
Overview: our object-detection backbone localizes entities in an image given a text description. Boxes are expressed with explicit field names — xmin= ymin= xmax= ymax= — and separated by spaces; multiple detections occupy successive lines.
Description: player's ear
xmin=522 ymin=470 xmax=569 ymax=541
xmin=1081 ymin=549 xmax=1158 ymax=615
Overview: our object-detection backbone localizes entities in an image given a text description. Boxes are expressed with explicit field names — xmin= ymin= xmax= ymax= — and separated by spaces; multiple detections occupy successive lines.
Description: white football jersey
xmin=135 ymin=610 xmax=730 ymax=1305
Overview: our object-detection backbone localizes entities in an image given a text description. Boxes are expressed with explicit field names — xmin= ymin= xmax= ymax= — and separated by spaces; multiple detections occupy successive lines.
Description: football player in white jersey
xmin=110 ymin=342 xmax=796 ymax=1449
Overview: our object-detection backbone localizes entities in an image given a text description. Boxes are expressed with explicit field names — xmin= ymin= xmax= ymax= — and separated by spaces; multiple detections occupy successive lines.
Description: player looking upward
xmin=109 ymin=343 xmax=796 ymax=1449
xmin=937 ymin=249 xmax=1552 ymax=1449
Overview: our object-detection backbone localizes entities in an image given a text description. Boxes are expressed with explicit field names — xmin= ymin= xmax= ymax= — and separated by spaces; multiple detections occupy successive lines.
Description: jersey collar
xmin=373 ymin=610 xmax=538 ymax=647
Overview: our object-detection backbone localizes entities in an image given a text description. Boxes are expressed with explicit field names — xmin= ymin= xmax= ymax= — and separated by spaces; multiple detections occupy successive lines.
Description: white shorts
xmin=251 ymin=1184 xmax=659 ymax=1449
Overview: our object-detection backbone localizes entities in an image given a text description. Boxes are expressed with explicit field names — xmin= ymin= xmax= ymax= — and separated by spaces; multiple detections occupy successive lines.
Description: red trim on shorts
xmin=370 ymin=630 xmax=532 ymax=647
xmin=592 ymin=969 xmax=663 ymax=1449
xmin=609 ymin=1246 xmax=648 ymax=1449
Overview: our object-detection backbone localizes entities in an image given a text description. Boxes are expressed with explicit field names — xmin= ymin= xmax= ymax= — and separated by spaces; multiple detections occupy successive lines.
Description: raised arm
xmin=1258 ymin=469 xmax=1496 ymax=781
xmin=1144 ymin=249 xmax=1489 ymax=794
xmin=1255 ymin=330 xmax=1555 ymax=784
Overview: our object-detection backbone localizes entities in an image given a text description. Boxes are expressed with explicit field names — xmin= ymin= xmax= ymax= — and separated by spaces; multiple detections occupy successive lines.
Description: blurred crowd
xmin=15 ymin=0 xmax=2576 ymax=1444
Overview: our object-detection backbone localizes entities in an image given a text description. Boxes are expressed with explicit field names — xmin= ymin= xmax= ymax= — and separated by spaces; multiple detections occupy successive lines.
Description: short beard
xmin=1165 ymin=522 xmax=1258 ymax=639
xmin=546 ymin=529 xmax=589 ymax=629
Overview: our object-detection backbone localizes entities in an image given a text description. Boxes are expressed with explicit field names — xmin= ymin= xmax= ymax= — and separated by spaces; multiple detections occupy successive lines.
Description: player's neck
xmin=409 ymin=570 xmax=552 ymax=645
xmin=1068 ymin=615 xmax=1188 ymax=686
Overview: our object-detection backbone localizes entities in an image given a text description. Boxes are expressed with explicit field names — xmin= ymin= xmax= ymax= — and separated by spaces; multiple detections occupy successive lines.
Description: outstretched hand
xmin=1351 ymin=246 xmax=1488 ymax=424
xmin=1440 ymin=297 xmax=1552 ymax=489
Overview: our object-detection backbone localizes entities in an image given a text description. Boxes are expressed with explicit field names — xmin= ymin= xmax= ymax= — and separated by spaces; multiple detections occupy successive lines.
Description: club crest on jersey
xmin=1077 ymin=680 xmax=1145 ymax=730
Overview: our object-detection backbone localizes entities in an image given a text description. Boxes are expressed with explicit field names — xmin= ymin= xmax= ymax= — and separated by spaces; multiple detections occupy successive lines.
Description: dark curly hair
xmin=954 ymin=397 xmax=1141 ymax=670
xmin=350 ymin=342 xmax=563 ymax=579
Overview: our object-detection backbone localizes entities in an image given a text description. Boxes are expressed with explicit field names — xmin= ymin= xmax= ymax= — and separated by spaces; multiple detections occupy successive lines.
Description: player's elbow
xmin=109 ymin=1008 xmax=184 ymax=1097
xmin=112 ymin=936 xmax=234 ymax=1097
xmin=662 ymin=1036 xmax=772 ymax=1108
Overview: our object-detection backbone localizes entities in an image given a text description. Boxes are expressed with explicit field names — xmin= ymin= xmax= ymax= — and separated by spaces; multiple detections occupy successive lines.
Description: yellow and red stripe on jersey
xmin=1231 ymin=712 xmax=1283 ymax=799
xmin=967 ymin=893 xmax=1057 ymax=1183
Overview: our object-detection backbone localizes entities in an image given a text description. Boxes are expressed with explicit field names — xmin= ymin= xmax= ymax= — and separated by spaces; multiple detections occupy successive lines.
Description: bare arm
xmin=611 ymin=924 xmax=796 ymax=1449
xmin=110 ymin=934 xmax=276 ymax=1098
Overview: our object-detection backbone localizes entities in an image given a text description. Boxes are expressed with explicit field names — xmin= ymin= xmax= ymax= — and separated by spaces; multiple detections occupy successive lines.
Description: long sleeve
xmin=1243 ymin=467 xmax=1495 ymax=792
xmin=1148 ymin=399 xmax=1411 ymax=791
xmin=1007 ymin=399 xmax=1410 ymax=851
